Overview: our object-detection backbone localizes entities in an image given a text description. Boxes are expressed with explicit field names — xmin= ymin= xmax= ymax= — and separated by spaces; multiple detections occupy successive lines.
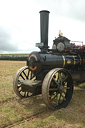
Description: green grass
xmin=0 ymin=61 xmax=85 ymax=128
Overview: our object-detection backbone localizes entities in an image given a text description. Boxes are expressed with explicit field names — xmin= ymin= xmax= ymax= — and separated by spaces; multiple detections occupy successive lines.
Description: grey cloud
xmin=37 ymin=0 xmax=85 ymax=22
xmin=60 ymin=0 xmax=85 ymax=21
xmin=56 ymin=0 xmax=85 ymax=22
xmin=0 ymin=28 xmax=18 ymax=52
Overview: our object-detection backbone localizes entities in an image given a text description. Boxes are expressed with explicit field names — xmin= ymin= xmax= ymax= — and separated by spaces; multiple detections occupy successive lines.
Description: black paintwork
xmin=39 ymin=10 xmax=50 ymax=51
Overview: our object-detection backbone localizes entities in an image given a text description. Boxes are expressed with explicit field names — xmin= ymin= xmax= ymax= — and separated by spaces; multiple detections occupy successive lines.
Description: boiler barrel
xmin=27 ymin=52 xmax=83 ymax=72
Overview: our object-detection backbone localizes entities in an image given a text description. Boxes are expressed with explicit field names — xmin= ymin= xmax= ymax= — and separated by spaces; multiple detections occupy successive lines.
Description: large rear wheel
xmin=42 ymin=68 xmax=73 ymax=109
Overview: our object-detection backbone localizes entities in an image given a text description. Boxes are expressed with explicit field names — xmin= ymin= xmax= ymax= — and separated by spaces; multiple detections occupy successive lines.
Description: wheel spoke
xmin=23 ymin=71 xmax=28 ymax=79
xmin=49 ymin=88 xmax=58 ymax=91
xmin=64 ymin=86 xmax=70 ymax=90
xmin=26 ymin=92 xmax=29 ymax=97
xmin=61 ymin=93 xmax=66 ymax=101
xmin=17 ymin=85 xmax=21 ymax=88
xmin=56 ymin=97 xmax=59 ymax=105
xmin=27 ymin=70 xmax=30 ymax=79
xmin=52 ymin=77 xmax=59 ymax=86
xmin=63 ymin=75 xmax=68 ymax=82
xmin=30 ymin=71 xmax=32 ymax=79
xmin=63 ymin=91 xmax=66 ymax=94
xmin=19 ymin=90 xmax=22 ymax=93
xmin=20 ymin=73 xmax=25 ymax=80
xmin=24 ymin=92 xmax=26 ymax=97
xmin=58 ymin=93 xmax=61 ymax=103
xmin=50 ymin=93 xmax=58 ymax=102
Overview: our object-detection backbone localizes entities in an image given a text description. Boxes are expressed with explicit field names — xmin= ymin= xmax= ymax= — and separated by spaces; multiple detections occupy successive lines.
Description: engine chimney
xmin=40 ymin=10 xmax=50 ymax=51
xmin=36 ymin=10 xmax=50 ymax=51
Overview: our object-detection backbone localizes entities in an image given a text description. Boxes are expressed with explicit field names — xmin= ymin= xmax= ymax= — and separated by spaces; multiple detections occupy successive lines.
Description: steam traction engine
xmin=13 ymin=10 xmax=85 ymax=109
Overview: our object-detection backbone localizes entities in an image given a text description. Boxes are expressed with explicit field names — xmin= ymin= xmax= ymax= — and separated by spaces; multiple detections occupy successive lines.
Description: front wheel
xmin=13 ymin=66 xmax=36 ymax=98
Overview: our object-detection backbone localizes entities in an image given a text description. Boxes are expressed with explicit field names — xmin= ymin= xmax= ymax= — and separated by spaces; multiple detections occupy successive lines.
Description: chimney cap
xmin=39 ymin=10 xmax=50 ymax=13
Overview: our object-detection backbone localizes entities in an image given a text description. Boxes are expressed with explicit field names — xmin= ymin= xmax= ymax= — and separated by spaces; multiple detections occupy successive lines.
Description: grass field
xmin=0 ymin=61 xmax=85 ymax=128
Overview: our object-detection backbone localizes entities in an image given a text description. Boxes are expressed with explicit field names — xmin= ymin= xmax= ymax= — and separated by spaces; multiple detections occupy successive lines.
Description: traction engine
xmin=13 ymin=10 xmax=85 ymax=109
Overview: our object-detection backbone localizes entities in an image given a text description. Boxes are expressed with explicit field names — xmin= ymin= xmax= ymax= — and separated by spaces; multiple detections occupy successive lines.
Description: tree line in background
xmin=0 ymin=54 xmax=29 ymax=61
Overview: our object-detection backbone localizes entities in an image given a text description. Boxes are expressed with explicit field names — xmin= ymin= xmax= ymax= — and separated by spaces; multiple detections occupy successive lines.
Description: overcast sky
xmin=0 ymin=0 xmax=85 ymax=53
